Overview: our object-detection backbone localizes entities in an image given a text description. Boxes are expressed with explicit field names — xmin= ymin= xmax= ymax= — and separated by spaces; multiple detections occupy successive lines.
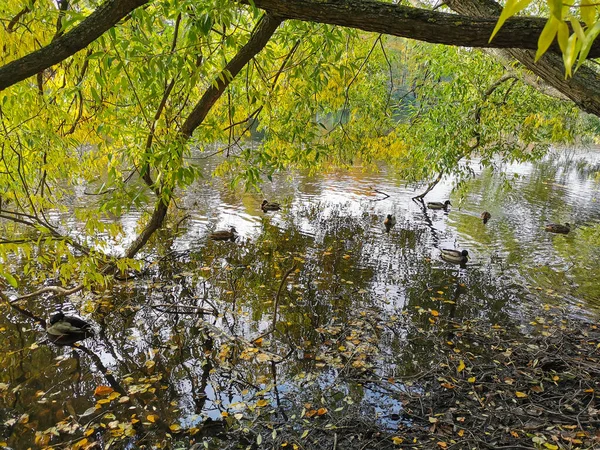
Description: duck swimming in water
xmin=545 ymin=223 xmax=570 ymax=234
xmin=427 ymin=200 xmax=451 ymax=210
xmin=440 ymin=249 xmax=469 ymax=264
xmin=384 ymin=214 xmax=396 ymax=232
xmin=481 ymin=211 xmax=491 ymax=224
xmin=46 ymin=312 xmax=94 ymax=345
xmin=209 ymin=226 xmax=237 ymax=241
xmin=261 ymin=200 xmax=281 ymax=212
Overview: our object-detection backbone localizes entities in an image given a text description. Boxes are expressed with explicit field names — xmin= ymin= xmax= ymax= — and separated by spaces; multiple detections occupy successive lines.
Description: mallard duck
xmin=261 ymin=200 xmax=281 ymax=212
xmin=545 ymin=223 xmax=570 ymax=234
xmin=440 ymin=249 xmax=469 ymax=264
xmin=384 ymin=214 xmax=396 ymax=232
xmin=427 ymin=200 xmax=452 ymax=210
xmin=209 ymin=226 xmax=237 ymax=241
xmin=481 ymin=211 xmax=491 ymax=224
xmin=46 ymin=312 xmax=94 ymax=345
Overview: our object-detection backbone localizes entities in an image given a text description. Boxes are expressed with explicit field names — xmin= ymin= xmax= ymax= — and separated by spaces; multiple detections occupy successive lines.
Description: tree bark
xmin=445 ymin=0 xmax=600 ymax=118
xmin=248 ymin=0 xmax=600 ymax=58
xmin=0 ymin=0 xmax=149 ymax=91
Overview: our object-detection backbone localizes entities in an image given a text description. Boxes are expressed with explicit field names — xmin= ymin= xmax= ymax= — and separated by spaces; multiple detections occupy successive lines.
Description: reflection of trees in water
xmin=0 ymin=199 xmax=574 ymax=447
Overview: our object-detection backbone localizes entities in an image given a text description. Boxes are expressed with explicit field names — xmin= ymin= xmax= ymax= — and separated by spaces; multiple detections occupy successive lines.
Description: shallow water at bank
xmin=0 ymin=147 xmax=599 ymax=448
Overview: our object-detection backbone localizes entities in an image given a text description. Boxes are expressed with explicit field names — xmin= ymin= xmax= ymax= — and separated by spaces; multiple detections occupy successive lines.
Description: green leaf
xmin=548 ymin=0 xmax=564 ymax=20
xmin=490 ymin=0 xmax=534 ymax=42
xmin=580 ymin=0 xmax=597 ymax=27
xmin=1 ymin=272 xmax=18 ymax=288
xmin=569 ymin=17 xmax=586 ymax=42
xmin=576 ymin=21 xmax=600 ymax=70
xmin=536 ymin=16 xmax=559 ymax=61
xmin=562 ymin=33 xmax=579 ymax=77
xmin=557 ymin=21 xmax=570 ymax=53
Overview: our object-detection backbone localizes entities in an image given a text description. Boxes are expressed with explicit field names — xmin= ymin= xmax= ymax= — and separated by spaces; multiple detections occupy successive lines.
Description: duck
xmin=481 ymin=211 xmax=491 ymax=224
xmin=545 ymin=223 xmax=570 ymax=234
xmin=209 ymin=226 xmax=237 ymax=241
xmin=440 ymin=249 xmax=469 ymax=264
xmin=427 ymin=200 xmax=452 ymax=210
xmin=46 ymin=312 xmax=94 ymax=345
xmin=384 ymin=214 xmax=396 ymax=232
xmin=261 ymin=200 xmax=281 ymax=212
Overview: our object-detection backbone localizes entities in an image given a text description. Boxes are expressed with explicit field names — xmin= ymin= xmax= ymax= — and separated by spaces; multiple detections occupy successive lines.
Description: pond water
xmin=1 ymin=147 xmax=599 ymax=448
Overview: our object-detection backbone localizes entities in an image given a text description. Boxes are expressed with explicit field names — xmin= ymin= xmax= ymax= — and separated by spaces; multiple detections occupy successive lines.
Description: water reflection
xmin=0 ymin=148 xmax=599 ymax=447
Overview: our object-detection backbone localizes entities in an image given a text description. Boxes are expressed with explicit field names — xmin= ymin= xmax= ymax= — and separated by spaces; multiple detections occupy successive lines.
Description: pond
xmin=1 ymin=147 xmax=599 ymax=449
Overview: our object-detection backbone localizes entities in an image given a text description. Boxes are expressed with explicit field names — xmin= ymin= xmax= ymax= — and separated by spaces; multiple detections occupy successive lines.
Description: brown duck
xmin=209 ymin=226 xmax=237 ymax=241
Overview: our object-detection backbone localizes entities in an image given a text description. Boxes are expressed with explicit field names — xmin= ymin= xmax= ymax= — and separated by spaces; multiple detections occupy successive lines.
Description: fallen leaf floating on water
xmin=94 ymin=386 xmax=114 ymax=396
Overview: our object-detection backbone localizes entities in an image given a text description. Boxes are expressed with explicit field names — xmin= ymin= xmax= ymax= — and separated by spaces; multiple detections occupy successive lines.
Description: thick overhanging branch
xmin=0 ymin=0 xmax=149 ymax=91
xmin=246 ymin=0 xmax=600 ymax=59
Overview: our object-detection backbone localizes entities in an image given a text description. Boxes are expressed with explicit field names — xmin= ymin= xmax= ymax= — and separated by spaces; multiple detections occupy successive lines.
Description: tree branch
xmin=0 ymin=0 xmax=149 ymax=91
xmin=181 ymin=14 xmax=283 ymax=137
xmin=246 ymin=0 xmax=600 ymax=58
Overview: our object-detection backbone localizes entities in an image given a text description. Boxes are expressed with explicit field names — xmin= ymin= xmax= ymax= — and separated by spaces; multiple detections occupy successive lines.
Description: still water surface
xmin=1 ymin=147 xmax=599 ymax=447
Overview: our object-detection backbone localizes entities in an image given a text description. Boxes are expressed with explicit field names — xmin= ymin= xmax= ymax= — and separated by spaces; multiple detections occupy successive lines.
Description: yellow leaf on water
xmin=467 ymin=377 xmax=476 ymax=383
xmin=221 ymin=411 xmax=229 ymax=417
xmin=392 ymin=436 xmax=404 ymax=445
xmin=256 ymin=399 xmax=269 ymax=407
xmin=543 ymin=443 xmax=558 ymax=450
xmin=457 ymin=429 xmax=464 ymax=437
xmin=428 ymin=417 xmax=438 ymax=423
xmin=94 ymin=386 xmax=114 ymax=396
xmin=147 ymin=414 xmax=158 ymax=423
xmin=169 ymin=424 xmax=181 ymax=432
xmin=431 ymin=310 xmax=439 ymax=317
xmin=515 ymin=391 xmax=528 ymax=398
xmin=457 ymin=360 xmax=465 ymax=373
xmin=256 ymin=353 xmax=270 ymax=362
xmin=72 ymin=438 xmax=88 ymax=450
xmin=317 ymin=408 xmax=328 ymax=416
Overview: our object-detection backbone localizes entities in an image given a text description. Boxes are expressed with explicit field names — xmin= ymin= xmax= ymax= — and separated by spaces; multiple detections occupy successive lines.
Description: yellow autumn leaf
xmin=147 ymin=414 xmax=158 ymax=423
xmin=169 ymin=424 xmax=181 ymax=432
xmin=72 ymin=438 xmax=88 ymax=450
xmin=317 ymin=407 xmax=328 ymax=416
xmin=430 ymin=310 xmax=439 ymax=317
xmin=543 ymin=443 xmax=559 ymax=450
xmin=256 ymin=399 xmax=269 ymax=407
xmin=428 ymin=417 xmax=438 ymax=423
xmin=515 ymin=391 xmax=528 ymax=398
xmin=392 ymin=436 xmax=404 ymax=445
xmin=457 ymin=360 xmax=465 ymax=373
xmin=467 ymin=377 xmax=476 ymax=383
xmin=94 ymin=386 xmax=114 ymax=396
xmin=256 ymin=353 xmax=270 ymax=362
